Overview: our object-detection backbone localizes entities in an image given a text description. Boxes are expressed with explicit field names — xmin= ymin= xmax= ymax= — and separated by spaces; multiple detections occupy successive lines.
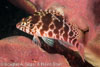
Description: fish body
xmin=16 ymin=10 xmax=84 ymax=60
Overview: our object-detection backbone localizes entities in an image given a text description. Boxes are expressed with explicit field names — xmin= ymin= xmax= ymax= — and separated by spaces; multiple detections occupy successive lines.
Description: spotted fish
xmin=16 ymin=10 xmax=84 ymax=61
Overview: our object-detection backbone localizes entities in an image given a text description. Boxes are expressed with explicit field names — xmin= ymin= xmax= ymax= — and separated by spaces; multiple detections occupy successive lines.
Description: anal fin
xmin=58 ymin=40 xmax=85 ymax=61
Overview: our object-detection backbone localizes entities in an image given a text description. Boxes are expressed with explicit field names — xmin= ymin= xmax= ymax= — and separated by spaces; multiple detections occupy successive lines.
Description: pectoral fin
xmin=32 ymin=35 xmax=41 ymax=46
xmin=42 ymin=37 xmax=54 ymax=47
xmin=58 ymin=40 xmax=73 ymax=47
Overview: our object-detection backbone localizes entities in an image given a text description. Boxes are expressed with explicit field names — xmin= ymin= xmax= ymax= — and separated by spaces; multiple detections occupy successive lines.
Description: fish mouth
xmin=16 ymin=22 xmax=21 ymax=29
xmin=16 ymin=22 xmax=27 ymax=33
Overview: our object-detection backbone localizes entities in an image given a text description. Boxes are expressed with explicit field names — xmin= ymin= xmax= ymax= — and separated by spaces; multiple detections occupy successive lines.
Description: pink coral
xmin=7 ymin=0 xmax=100 ymax=66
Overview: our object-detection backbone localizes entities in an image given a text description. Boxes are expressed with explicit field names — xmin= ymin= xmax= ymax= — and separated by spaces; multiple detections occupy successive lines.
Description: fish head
xmin=16 ymin=16 xmax=33 ymax=33
xmin=16 ymin=11 xmax=43 ymax=35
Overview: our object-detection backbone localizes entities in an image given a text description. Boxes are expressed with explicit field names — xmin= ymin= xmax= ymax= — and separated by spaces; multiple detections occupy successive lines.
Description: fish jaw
xmin=16 ymin=17 xmax=34 ymax=35
xmin=16 ymin=22 xmax=21 ymax=29
xmin=16 ymin=21 xmax=27 ymax=33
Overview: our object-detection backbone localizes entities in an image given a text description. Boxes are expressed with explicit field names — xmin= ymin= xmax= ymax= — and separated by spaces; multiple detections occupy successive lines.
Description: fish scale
xmin=16 ymin=10 xmax=84 ymax=61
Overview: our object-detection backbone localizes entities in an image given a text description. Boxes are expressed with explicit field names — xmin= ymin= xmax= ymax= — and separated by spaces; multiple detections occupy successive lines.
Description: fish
xmin=16 ymin=9 xmax=84 ymax=61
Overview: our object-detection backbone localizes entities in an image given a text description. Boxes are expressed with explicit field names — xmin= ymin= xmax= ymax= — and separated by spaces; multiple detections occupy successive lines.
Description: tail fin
xmin=78 ymin=43 xmax=85 ymax=62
